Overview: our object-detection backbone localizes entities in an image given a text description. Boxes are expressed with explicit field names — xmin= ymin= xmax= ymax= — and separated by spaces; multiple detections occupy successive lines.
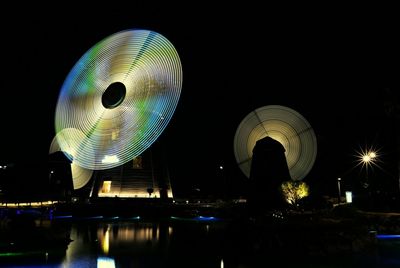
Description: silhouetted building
xmin=248 ymin=137 xmax=291 ymax=211
xmin=91 ymin=144 xmax=173 ymax=201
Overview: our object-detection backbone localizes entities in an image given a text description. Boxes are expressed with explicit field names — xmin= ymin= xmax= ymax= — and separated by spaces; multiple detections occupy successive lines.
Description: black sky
xmin=1 ymin=5 xmax=399 ymax=197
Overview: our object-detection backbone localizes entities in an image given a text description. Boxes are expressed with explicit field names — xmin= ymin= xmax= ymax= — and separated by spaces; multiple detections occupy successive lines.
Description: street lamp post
xmin=49 ymin=170 xmax=54 ymax=185
xmin=219 ymin=164 xmax=226 ymax=200
xmin=361 ymin=150 xmax=376 ymax=189
xmin=337 ymin=177 xmax=341 ymax=204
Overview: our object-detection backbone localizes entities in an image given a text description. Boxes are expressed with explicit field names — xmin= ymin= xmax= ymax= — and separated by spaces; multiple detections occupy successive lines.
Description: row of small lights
xmin=0 ymin=166 xmax=55 ymax=172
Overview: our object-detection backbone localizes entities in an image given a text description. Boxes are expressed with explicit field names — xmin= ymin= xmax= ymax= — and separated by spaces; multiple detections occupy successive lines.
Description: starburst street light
xmin=355 ymin=145 xmax=380 ymax=188
xmin=356 ymin=147 xmax=378 ymax=171
xmin=361 ymin=151 xmax=377 ymax=165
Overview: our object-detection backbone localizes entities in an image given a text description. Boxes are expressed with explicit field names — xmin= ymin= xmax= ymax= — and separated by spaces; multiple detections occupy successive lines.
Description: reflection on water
xmin=60 ymin=220 xmax=224 ymax=268
xmin=97 ymin=257 xmax=116 ymax=268
xmin=2 ymin=217 xmax=400 ymax=267
xmin=63 ymin=221 xmax=173 ymax=267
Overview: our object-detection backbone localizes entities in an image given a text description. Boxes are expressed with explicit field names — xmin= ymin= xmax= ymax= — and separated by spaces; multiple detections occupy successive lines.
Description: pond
xmin=1 ymin=215 xmax=400 ymax=267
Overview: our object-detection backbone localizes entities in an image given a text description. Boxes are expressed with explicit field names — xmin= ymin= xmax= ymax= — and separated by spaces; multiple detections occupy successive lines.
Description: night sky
xmin=1 ymin=5 xmax=399 ymax=197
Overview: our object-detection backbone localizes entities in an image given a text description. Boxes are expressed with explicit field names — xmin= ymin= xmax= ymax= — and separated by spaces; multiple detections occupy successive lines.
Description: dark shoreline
xmin=2 ymin=202 xmax=400 ymax=267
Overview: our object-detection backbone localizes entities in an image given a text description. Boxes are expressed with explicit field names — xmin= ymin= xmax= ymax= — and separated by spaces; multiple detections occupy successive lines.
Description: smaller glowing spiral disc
xmin=49 ymin=128 xmax=94 ymax=189
xmin=234 ymin=105 xmax=317 ymax=180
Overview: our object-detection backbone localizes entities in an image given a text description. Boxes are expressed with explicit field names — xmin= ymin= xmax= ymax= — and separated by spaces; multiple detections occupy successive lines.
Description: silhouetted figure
xmin=248 ymin=137 xmax=291 ymax=214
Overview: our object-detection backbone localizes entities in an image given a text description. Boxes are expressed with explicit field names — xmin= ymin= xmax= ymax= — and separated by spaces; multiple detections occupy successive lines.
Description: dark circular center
xmin=102 ymin=82 xmax=126 ymax=109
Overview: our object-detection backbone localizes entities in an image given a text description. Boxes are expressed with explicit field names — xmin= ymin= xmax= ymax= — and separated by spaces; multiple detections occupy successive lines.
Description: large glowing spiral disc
xmin=55 ymin=29 xmax=182 ymax=170
xmin=49 ymin=129 xmax=94 ymax=189
xmin=234 ymin=105 xmax=317 ymax=181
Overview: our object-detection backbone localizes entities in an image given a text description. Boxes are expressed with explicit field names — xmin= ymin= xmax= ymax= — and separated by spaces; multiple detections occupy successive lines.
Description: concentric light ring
xmin=55 ymin=29 xmax=182 ymax=170
xmin=49 ymin=128 xmax=94 ymax=190
xmin=234 ymin=105 xmax=317 ymax=180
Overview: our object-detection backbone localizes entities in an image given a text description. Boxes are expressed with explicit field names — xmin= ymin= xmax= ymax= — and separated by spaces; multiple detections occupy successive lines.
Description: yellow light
xmin=0 ymin=201 xmax=58 ymax=208
xmin=101 ymin=181 xmax=112 ymax=193
xmin=355 ymin=146 xmax=380 ymax=171
xmin=101 ymin=227 xmax=110 ymax=254
xmin=362 ymin=155 xmax=371 ymax=163
xmin=98 ymin=192 xmax=159 ymax=198
xmin=102 ymin=155 xmax=119 ymax=164
xmin=97 ymin=185 xmax=173 ymax=199
xmin=111 ymin=130 xmax=119 ymax=141
xmin=281 ymin=181 xmax=309 ymax=205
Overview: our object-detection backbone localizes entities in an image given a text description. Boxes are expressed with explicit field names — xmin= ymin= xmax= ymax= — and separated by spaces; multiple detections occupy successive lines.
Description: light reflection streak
xmin=101 ymin=226 xmax=110 ymax=254
xmin=62 ymin=222 xmax=174 ymax=267
xmin=97 ymin=257 xmax=116 ymax=268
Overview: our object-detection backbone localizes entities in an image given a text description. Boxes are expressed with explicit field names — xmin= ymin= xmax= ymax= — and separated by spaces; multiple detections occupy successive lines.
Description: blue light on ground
xmin=86 ymin=216 xmax=103 ymax=219
xmin=53 ymin=215 xmax=73 ymax=219
xmin=376 ymin=234 xmax=400 ymax=239
xmin=53 ymin=215 xmax=141 ymax=220
xmin=195 ymin=216 xmax=218 ymax=221
xmin=170 ymin=216 xmax=219 ymax=222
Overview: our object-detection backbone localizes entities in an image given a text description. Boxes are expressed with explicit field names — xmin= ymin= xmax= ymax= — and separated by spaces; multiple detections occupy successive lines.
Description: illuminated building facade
xmin=91 ymin=145 xmax=173 ymax=199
